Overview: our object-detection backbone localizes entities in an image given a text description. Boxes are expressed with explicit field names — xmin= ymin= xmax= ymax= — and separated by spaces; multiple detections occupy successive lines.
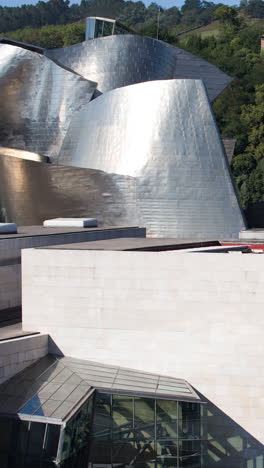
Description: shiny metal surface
xmin=0 ymin=153 xmax=137 ymax=226
xmin=0 ymin=43 xmax=96 ymax=157
xmin=0 ymin=147 xmax=49 ymax=163
xmin=0 ymin=37 xmax=244 ymax=238
xmin=45 ymin=34 xmax=232 ymax=101
xmin=58 ymin=79 xmax=246 ymax=239
xmin=0 ymin=36 xmax=45 ymax=54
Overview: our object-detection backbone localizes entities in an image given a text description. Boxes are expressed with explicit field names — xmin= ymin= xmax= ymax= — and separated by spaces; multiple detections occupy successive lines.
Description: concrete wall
xmin=22 ymin=248 xmax=264 ymax=464
xmin=0 ymin=334 xmax=48 ymax=384
xmin=0 ymin=227 xmax=145 ymax=317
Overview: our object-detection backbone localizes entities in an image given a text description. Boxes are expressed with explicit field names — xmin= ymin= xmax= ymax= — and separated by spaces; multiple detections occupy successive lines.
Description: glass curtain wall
xmin=0 ymin=418 xmax=60 ymax=468
xmin=89 ymin=393 xmax=206 ymax=467
xmin=0 ymin=393 xmax=205 ymax=467
xmin=60 ymin=395 xmax=94 ymax=468
xmin=0 ymin=396 xmax=94 ymax=468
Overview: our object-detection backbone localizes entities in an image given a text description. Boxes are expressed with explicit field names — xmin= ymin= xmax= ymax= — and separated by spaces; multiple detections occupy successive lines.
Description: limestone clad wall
xmin=22 ymin=248 xmax=264 ymax=447
xmin=0 ymin=227 xmax=145 ymax=315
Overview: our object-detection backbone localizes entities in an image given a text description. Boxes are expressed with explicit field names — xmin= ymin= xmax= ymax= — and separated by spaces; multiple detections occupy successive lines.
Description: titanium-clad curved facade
xmin=45 ymin=34 xmax=232 ymax=101
xmin=0 ymin=43 xmax=96 ymax=157
xmin=0 ymin=147 xmax=49 ymax=163
xmin=0 ymin=35 xmax=246 ymax=237
xmin=58 ymin=79 xmax=245 ymax=238
xmin=0 ymin=152 xmax=136 ymax=226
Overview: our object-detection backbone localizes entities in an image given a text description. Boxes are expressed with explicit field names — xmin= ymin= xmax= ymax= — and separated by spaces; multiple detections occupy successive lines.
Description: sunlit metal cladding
xmin=0 ymin=152 xmax=137 ymax=226
xmin=0 ymin=38 xmax=242 ymax=237
xmin=0 ymin=43 xmax=97 ymax=157
xmin=45 ymin=34 xmax=232 ymax=101
xmin=0 ymin=147 xmax=49 ymax=163
xmin=57 ymin=79 xmax=246 ymax=239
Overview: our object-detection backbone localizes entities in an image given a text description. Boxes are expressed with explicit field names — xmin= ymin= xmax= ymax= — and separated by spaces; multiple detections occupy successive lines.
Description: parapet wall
xmin=0 ymin=334 xmax=48 ymax=385
xmin=0 ymin=226 xmax=145 ymax=318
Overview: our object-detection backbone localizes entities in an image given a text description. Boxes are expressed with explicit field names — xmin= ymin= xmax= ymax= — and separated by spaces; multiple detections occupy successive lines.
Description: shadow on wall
xmin=47 ymin=337 xmax=264 ymax=467
xmin=195 ymin=390 xmax=264 ymax=468
xmin=48 ymin=336 xmax=64 ymax=357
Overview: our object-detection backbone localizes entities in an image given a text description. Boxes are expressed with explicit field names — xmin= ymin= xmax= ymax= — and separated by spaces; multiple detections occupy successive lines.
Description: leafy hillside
xmin=0 ymin=0 xmax=263 ymax=38
xmin=1 ymin=0 xmax=264 ymax=209
xmin=181 ymin=17 xmax=264 ymax=208
xmin=179 ymin=17 xmax=264 ymax=39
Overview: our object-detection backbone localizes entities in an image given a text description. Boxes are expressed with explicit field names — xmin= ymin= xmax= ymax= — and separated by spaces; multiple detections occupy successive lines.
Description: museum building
xmin=0 ymin=15 xmax=263 ymax=468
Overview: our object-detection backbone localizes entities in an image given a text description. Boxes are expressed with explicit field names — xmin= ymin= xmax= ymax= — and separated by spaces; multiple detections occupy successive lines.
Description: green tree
xmin=240 ymin=84 xmax=264 ymax=161
xmin=181 ymin=0 xmax=201 ymax=13
xmin=214 ymin=5 xmax=242 ymax=28
xmin=63 ymin=23 xmax=85 ymax=46
xmin=247 ymin=0 xmax=264 ymax=18
xmin=231 ymin=85 xmax=264 ymax=207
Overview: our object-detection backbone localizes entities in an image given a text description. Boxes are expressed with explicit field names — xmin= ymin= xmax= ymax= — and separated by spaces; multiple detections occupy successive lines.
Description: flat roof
xmin=40 ymin=238 xmax=220 ymax=252
xmin=0 ymin=225 xmax=140 ymax=241
xmin=0 ymin=355 xmax=200 ymax=424
xmin=0 ymin=323 xmax=39 ymax=341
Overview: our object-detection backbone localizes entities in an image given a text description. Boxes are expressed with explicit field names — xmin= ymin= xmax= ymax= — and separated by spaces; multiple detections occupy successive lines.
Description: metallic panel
xmin=45 ymin=34 xmax=232 ymax=101
xmin=0 ymin=35 xmax=45 ymax=54
xmin=57 ymin=79 xmax=246 ymax=239
xmin=0 ymin=153 xmax=137 ymax=227
xmin=0 ymin=43 xmax=96 ymax=157
xmin=0 ymin=37 xmax=242 ymax=238
xmin=0 ymin=147 xmax=49 ymax=163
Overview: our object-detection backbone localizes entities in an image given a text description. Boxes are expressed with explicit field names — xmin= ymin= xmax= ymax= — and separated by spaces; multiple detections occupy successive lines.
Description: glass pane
xmin=27 ymin=422 xmax=46 ymax=457
xmin=75 ymin=399 xmax=92 ymax=449
xmin=134 ymin=397 xmax=155 ymax=439
xmin=178 ymin=403 xmax=201 ymax=440
xmin=112 ymin=394 xmax=133 ymax=440
xmin=60 ymin=397 xmax=93 ymax=465
xmin=0 ymin=453 xmax=8 ymax=468
xmin=112 ymin=441 xmax=156 ymax=464
xmin=179 ymin=440 xmax=202 ymax=467
xmin=19 ymin=396 xmax=45 ymax=415
xmin=61 ymin=423 xmax=73 ymax=461
xmin=102 ymin=21 xmax=113 ymax=37
xmin=14 ymin=456 xmax=25 ymax=467
xmin=95 ymin=19 xmax=104 ymax=38
xmin=92 ymin=424 xmax=112 ymax=441
xmin=24 ymin=456 xmax=43 ymax=468
xmin=88 ymin=439 xmax=111 ymax=464
xmin=156 ymin=400 xmax=178 ymax=439
xmin=44 ymin=424 xmax=60 ymax=459
xmin=112 ymin=441 xmax=136 ymax=464
xmin=93 ymin=393 xmax=111 ymax=428
xmin=156 ymin=464 xmax=177 ymax=468
xmin=132 ymin=440 xmax=156 ymax=462
xmin=0 ymin=418 xmax=12 ymax=452
xmin=157 ymin=439 xmax=178 ymax=458
xmin=16 ymin=420 xmax=30 ymax=455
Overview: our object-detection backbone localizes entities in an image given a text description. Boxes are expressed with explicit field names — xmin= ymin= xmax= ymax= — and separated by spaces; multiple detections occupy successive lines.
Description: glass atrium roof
xmin=0 ymin=355 xmax=200 ymax=423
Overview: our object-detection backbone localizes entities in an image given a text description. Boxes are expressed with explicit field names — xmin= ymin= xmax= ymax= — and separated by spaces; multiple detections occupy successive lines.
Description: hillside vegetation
xmin=1 ymin=0 xmax=264 ymax=209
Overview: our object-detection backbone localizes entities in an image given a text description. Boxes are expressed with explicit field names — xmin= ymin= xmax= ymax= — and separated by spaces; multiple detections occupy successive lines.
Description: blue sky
xmin=0 ymin=0 xmax=239 ymax=7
